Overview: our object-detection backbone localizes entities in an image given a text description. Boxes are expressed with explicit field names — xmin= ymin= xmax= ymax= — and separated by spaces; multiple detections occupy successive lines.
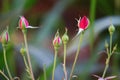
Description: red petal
xmin=78 ymin=16 xmax=89 ymax=30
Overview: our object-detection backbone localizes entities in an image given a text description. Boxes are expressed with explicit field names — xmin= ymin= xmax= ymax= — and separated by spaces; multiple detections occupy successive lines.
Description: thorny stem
xmin=70 ymin=33 xmax=83 ymax=79
xmin=52 ymin=48 xmax=58 ymax=80
xmin=0 ymin=70 xmax=9 ymax=80
xmin=2 ymin=44 xmax=13 ymax=80
xmin=23 ymin=33 xmax=35 ymax=80
xmin=102 ymin=34 xmax=113 ymax=78
xmin=63 ymin=44 xmax=67 ymax=80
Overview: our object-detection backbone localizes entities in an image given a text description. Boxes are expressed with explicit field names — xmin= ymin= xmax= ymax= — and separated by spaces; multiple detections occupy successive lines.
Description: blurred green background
xmin=0 ymin=0 xmax=120 ymax=80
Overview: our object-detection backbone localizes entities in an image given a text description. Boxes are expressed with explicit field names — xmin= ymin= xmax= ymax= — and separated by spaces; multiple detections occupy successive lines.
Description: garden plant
xmin=0 ymin=15 xmax=119 ymax=80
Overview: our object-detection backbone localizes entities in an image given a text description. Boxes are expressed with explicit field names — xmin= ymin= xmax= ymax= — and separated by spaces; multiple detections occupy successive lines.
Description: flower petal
xmin=105 ymin=76 xmax=117 ymax=79
xmin=27 ymin=26 xmax=39 ymax=28
xmin=5 ymin=32 xmax=9 ymax=42
xmin=21 ymin=16 xmax=29 ymax=27
xmin=98 ymin=78 xmax=105 ymax=80
xmin=19 ymin=16 xmax=29 ymax=29
xmin=78 ymin=16 xmax=89 ymax=30
xmin=93 ymin=74 xmax=101 ymax=78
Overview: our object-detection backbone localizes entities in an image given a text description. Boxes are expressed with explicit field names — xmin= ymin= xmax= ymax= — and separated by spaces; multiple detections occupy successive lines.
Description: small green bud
xmin=62 ymin=28 xmax=69 ymax=44
xmin=105 ymin=40 xmax=109 ymax=48
xmin=113 ymin=44 xmax=117 ymax=51
xmin=108 ymin=24 xmax=115 ymax=35
xmin=20 ymin=45 xmax=26 ymax=56
xmin=20 ymin=48 xmax=26 ymax=56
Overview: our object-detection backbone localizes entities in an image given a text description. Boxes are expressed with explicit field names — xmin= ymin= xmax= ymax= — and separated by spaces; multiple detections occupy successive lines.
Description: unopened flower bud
xmin=20 ymin=47 xmax=26 ymax=56
xmin=53 ymin=30 xmax=62 ymax=50
xmin=19 ymin=16 xmax=29 ymax=30
xmin=18 ymin=16 xmax=39 ymax=33
xmin=78 ymin=16 xmax=89 ymax=31
xmin=105 ymin=40 xmax=109 ymax=48
xmin=75 ymin=16 xmax=90 ymax=36
xmin=113 ymin=44 xmax=117 ymax=51
xmin=62 ymin=28 xmax=69 ymax=44
xmin=0 ymin=28 xmax=9 ymax=45
xmin=108 ymin=24 xmax=115 ymax=35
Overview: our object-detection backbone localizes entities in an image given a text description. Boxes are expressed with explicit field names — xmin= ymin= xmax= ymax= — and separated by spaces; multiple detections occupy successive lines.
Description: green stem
xmin=23 ymin=55 xmax=29 ymax=70
xmin=63 ymin=44 xmax=67 ymax=80
xmin=43 ymin=64 xmax=47 ymax=80
xmin=0 ymin=70 xmax=9 ymax=80
xmin=102 ymin=34 xmax=113 ymax=78
xmin=52 ymin=49 xmax=58 ymax=80
xmin=70 ymin=33 xmax=83 ymax=79
xmin=23 ymin=55 xmax=32 ymax=79
xmin=110 ymin=35 xmax=112 ymax=56
xmin=23 ymin=33 xmax=35 ymax=80
xmin=2 ymin=44 xmax=13 ymax=80
xmin=63 ymin=44 xmax=67 ymax=68
xmin=106 ymin=48 xmax=109 ymax=55
xmin=102 ymin=57 xmax=110 ymax=78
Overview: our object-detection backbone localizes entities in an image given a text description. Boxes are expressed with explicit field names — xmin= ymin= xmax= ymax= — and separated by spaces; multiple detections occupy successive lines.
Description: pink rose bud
xmin=53 ymin=31 xmax=62 ymax=49
xmin=19 ymin=16 xmax=29 ymax=29
xmin=18 ymin=16 xmax=39 ymax=31
xmin=53 ymin=36 xmax=62 ymax=47
xmin=0 ymin=29 xmax=9 ymax=44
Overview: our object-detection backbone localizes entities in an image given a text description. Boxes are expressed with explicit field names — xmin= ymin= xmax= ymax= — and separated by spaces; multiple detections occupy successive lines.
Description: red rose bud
xmin=75 ymin=16 xmax=89 ymax=37
xmin=53 ymin=31 xmax=62 ymax=49
xmin=78 ymin=16 xmax=89 ymax=31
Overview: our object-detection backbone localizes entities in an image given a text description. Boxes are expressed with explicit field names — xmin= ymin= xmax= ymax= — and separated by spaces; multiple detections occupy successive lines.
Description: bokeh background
xmin=0 ymin=0 xmax=120 ymax=80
